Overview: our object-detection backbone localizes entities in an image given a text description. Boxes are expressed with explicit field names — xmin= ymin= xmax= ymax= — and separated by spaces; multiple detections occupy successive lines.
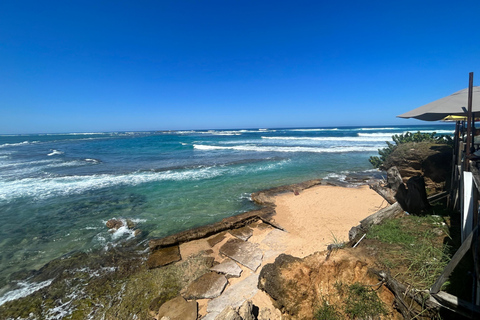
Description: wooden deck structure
xmin=428 ymin=74 xmax=480 ymax=318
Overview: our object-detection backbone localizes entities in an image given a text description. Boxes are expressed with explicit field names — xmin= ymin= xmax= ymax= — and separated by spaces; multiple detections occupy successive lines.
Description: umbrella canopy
xmin=397 ymin=86 xmax=480 ymax=121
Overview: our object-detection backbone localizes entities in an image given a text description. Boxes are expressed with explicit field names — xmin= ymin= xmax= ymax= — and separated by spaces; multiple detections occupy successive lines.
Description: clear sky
xmin=1 ymin=0 xmax=479 ymax=134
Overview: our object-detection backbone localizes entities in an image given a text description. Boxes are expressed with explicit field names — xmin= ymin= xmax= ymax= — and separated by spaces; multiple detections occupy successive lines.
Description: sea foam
xmin=262 ymin=136 xmax=392 ymax=142
xmin=0 ymin=167 xmax=223 ymax=202
xmin=193 ymin=144 xmax=380 ymax=153
xmin=0 ymin=279 xmax=53 ymax=306
xmin=0 ymin=141 xmax=38 ymax=148
xmin=47 ymin=150 xmax=64 ymax=156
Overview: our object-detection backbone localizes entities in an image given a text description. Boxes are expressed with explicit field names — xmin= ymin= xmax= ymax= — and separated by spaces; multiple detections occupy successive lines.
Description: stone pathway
xmin=219 ymin=238 xmax=263 ymax=272
xmin=151 ymin=220 xmax=287 ymax=320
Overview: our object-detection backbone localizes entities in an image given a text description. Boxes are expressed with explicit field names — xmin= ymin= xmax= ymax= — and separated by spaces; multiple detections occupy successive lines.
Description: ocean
xmin=0 ymin=124 xmax=454 ymax=305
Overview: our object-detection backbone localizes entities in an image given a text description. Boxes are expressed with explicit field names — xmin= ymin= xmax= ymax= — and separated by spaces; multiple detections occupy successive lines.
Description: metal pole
xmin=466 ymin=72 xmax=474 ymax=171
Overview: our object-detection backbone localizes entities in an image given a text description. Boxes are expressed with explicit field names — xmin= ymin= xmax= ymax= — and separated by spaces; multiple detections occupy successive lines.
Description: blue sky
xmin=1 ymin=0 xmax=479 ymax=134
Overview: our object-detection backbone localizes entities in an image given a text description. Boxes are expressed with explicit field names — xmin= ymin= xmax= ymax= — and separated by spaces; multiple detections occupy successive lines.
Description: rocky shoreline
xmin=0 ymin=174 xmax=391 ymax=320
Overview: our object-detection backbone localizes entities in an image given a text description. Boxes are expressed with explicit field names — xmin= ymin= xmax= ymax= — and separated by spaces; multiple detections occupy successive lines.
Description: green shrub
xmin=369 ymin=131 xmax=453 ymax=168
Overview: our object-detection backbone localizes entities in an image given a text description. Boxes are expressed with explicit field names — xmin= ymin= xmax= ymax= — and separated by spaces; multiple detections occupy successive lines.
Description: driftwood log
xmin=349 ymin=202 xmax=404 ymax=242
xmin=369 ymin=182 xmax=397 ymax=204
xmin=369 ymin=166 xmax=404 ymax=205
xmin=370 ymin=269 xmax=440 ymax=319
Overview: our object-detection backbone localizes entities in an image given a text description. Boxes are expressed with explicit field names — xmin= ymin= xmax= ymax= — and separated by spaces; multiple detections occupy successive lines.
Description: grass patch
xmin=313 ymin=299 xmax=342 ymax=320
xmin=365 ymin=212 xmax=451 ymax=290
xmin=367 ymin=218 xmax=417 ymax=245
xmin=344 ymin=283 xmax=388 ymax=319
xmin=314 ymin=282 xmax=387 ymax=320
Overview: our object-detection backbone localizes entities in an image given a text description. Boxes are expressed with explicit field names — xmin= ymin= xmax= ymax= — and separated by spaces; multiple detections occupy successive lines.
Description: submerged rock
xmin=106 ymin=218 xmax=123 ymax=230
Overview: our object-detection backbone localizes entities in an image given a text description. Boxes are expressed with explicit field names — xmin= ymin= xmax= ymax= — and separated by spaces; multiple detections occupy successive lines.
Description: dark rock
xmin=126 ymin=219 xmax=136 ymax=229
xmin=258 ymin=254 xmax=302 ymax=311
xmin=106 ymin=219 xmax=123 ymax=230
xmin=157 ymin=295 xmax=197 ymax=320
xmin=184 ymin=272 xmax=228 ymax=299
xmin=395 ymin=176 xmax=431 ymax=214
xmin=147 ymin=246 xmax=181 ymax=269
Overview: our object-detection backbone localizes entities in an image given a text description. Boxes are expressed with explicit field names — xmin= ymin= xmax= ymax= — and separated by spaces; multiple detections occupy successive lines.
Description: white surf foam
xmin=84 ymin=158 xmax=101 ymax=164
xmin=357 ymin=132 xmax=395 ymax=137
xmin=0 ymin=279 xmax=53 ymax=306
xmin=47 ymin=149 xmax=64 ymax=156
xmin=0 ymin=160 xmax=89 ymax=177
xmin=0 ymin=141 xmax=39 ymax=148
xmin=262 ymin=136 xmax=391 ymax=142
xmin=357 ymin=127 xmax=398 ymax=131
xmin=0 ymin=167 xmax=224 ymax=201
xmin=194 ymin=144 xmax=380 ymax=153
xmin=285 ymin=128 xmax=338 ymax=132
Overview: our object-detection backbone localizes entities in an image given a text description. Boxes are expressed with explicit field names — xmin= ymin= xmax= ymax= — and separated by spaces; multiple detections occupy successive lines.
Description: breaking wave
xmin=194 ymin=144 xmax=379 ymax=153
xmin=262 ymin=136 xmax=391 ymax=142
xmin=0 ymin=141 xmax=39 ymax=148
xmin=0 ymin=167 xmax=224 ymax=202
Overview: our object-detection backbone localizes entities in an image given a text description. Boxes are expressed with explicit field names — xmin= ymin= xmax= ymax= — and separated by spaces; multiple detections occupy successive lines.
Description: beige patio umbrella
xmin=397 ymin=86 xmax=480 ymax=121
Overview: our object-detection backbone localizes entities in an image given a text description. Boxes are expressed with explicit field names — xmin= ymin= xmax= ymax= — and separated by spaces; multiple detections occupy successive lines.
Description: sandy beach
xmin=271 ymin=184 xmax=389 ymax=258
xmin=176 ymin=182 xmax=390 ymax=319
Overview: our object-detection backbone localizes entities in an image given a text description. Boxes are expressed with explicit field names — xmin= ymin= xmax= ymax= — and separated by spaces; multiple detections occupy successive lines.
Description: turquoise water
xmin=0 ymin=124 xmax=454 ymax=301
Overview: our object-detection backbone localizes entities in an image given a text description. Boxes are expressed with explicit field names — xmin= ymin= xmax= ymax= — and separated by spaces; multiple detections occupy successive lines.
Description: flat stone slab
xmin=147 ymin=245 xmax=181 ymax=269
xmin=261 ymin=229 xmax=288 ymax=261
xmin=207 ymin=273 xmax=259 ymax=314
xmin=229 ymin=226 xmax=253 ymax=241
xmin=184 ymin=272 xmax=228 ymax=299
xmin=210 ymin=259 xmax=243 ymax=278
xmin=157 ymin=295 xmax=197 ymax=320
xmin=207 ymin=232 xmax=227 ymax=247
xmin=219 ymin=238 xmax=263 ymax=272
